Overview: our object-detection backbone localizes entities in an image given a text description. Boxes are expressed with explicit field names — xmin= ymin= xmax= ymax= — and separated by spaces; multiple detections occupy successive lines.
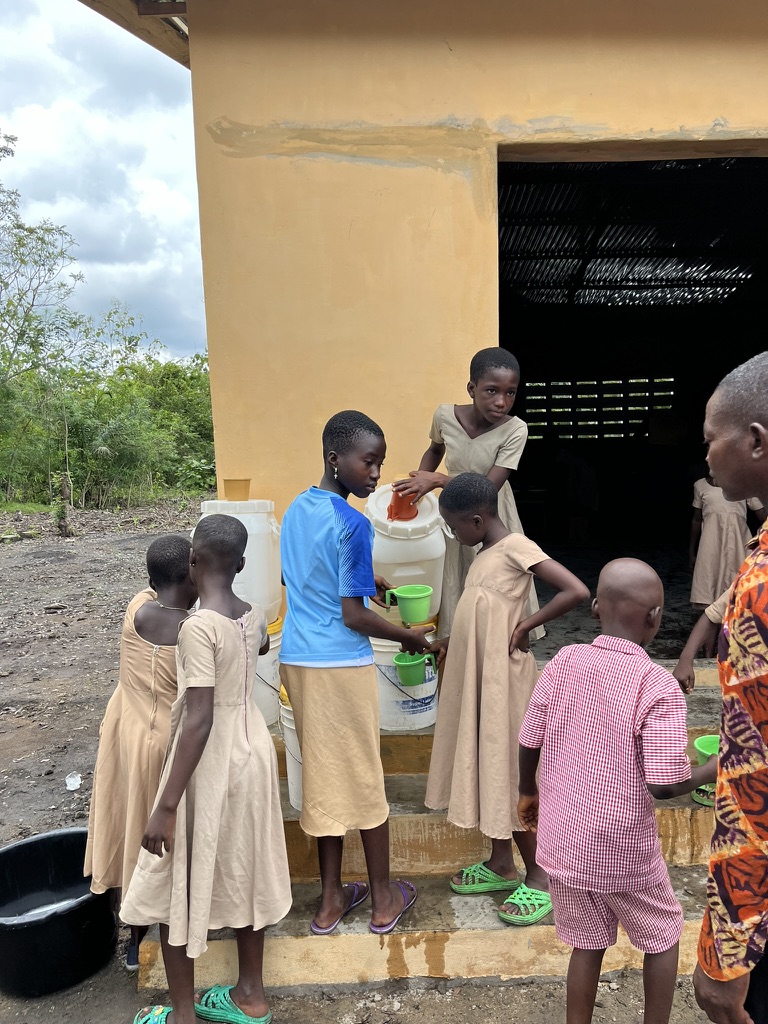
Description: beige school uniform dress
xmin=430 ymin=404 xmax=543 ymax=638
xmin=690 ymin=478 xmax=763 ymax=605
xmin=85 ymin=589 xmax=177 ymax=895
xmin=120 ymin=608 xmax=291 ymax=957
xmin=425 ymin=533 xmax=545 ymax=838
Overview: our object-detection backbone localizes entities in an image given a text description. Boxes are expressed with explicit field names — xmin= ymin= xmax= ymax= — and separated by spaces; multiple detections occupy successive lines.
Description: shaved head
xmin=712 ymin=352 xmax=768 ymax=430
xmin=597 ymin=558 xmax=663 ymax=609
xmin=595 ymin=558 xmax=664 ymax=646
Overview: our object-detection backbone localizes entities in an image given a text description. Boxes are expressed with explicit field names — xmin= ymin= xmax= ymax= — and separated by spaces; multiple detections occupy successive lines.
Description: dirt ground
xmin=0 ymin=504 xmax=710 ymax=1023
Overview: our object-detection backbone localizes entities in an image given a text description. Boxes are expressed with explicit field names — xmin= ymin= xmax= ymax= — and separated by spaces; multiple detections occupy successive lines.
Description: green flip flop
xmin=195 ymin=986 xmax=272 ymax=1024
xmin=450 ymin=861 xmax=522 ymax=894
xmin=497 ymin=883 xmax=552 ymax=925
xmin=692 ymin=784 xmax=715 ymax=807
xmin=134 ymin=1008 xmax=173 ymax=1024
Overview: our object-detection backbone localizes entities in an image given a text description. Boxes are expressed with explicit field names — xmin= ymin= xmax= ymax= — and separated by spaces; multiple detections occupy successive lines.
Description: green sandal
xmin=450 ymin=861 xmax=522 ymax=894
xmin=692 ymin=784 xmax=715 ymax=808
xmin=497 ymin=883 xmax=552 ymax=925
xmin=195 ymin=985 xmax=272 ymax=1024
xmin=134 ymin=1008 xmax=173 ymax=1024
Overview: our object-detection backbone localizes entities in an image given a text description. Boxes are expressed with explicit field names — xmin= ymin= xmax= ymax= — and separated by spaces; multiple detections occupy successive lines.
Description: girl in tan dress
xmin=689 ymin=474 xmax=765 ymax=608
xmin=84 ymin=534 xmax=197 ymax=971
xmin=121 ymin=514 xmax=292 ymax=1024
xmin=393 ymin=347 xmax=542 ymax=637
xmin=425 ymin=473 xmax=589 ymax=925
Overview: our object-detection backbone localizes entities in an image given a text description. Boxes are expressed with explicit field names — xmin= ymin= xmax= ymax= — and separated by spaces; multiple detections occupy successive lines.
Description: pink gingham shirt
xmin=519 ymin=636 xmax=691 ymax=892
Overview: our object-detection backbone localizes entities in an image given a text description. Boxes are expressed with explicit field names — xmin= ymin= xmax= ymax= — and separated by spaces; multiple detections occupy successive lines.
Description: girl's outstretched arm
xmin=142 ymin=685 xmax=214 ymax=857
xmin=510 ymin=559 xmax=590 ymax=654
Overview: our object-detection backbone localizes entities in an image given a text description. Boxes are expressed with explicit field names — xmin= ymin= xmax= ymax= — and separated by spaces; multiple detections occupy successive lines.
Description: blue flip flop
xmin=310 ymin=881 xmax=370 ymax=935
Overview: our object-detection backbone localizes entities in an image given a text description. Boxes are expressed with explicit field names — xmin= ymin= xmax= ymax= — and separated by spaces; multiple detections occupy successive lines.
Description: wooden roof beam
xmin=75 ymin=0 xmax=189 ymax=67
xmin=137 ymin=2 xmax=187 ymax=14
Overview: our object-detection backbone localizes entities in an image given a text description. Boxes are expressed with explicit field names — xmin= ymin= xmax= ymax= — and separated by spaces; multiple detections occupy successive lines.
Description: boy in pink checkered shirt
xmin=518 ymin=558 xmax=716 ymax=1024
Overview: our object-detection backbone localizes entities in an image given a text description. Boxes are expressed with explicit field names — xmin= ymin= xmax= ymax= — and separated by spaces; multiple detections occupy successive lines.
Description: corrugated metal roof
xmin=498 ymin=159 xmax=766 ymax=306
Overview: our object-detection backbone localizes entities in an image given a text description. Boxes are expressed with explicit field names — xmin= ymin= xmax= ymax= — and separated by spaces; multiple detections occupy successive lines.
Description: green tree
xmin=0 ymin=135 xmax=215 ymax=507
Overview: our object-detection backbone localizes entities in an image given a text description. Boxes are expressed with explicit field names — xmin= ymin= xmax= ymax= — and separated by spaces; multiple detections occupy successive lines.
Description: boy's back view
xmin=518 ymin=558 xmax=716 ymax=1024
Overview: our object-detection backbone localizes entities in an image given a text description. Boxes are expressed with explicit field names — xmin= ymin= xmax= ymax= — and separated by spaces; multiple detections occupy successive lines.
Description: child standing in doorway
xmin=689 ymin=472 xmax=764 ymax=607
xmin=280 ymin=410 xmax=431 ymax=936
xmin=518 ymin=558 xmax=716 ymax=1024
xmin=84 ymin=534 xmax=197 ymax=971
xmin=121 ymin=514 xmax=291 ymax=1024
xmin=393 ymin=347 xmax=542 ymax=636
xmin=425 ymin=473 xmax=589 ymax=924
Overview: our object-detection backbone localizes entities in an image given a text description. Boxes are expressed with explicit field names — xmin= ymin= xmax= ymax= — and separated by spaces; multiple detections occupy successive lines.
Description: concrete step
xmin=280 ymin=775 xmax=715 ymax=882
xmin=138 ymin=865 xmax=709 ymax=990
xmin=271 ymin=717 xmax=721 ymax=780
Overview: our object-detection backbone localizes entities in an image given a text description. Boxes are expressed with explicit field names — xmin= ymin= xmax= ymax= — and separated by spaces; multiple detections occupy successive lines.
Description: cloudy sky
xmin=0 ymin=0 xmax=204 ymax=358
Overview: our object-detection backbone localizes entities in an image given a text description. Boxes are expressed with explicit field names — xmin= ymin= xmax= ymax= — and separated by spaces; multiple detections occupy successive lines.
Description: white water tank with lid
xmin=196 ymin=500 xmax=282 ymax=624
xmin=364 ymin=484 xmax=447 ymax=622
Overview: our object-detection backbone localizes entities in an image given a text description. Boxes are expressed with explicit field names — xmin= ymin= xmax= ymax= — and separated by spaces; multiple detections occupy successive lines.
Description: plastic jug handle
xmin=271 ymin=520 xmax=281 ymax=537
xmin=385 ymin=589 xmax=395 ymax=609
xmin=426 ymin=653 xmax=436 ymax=672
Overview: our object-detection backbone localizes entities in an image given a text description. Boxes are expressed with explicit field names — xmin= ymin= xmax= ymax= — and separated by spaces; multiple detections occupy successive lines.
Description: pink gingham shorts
xmin=548 ymin=875 xmax=684 ymax=954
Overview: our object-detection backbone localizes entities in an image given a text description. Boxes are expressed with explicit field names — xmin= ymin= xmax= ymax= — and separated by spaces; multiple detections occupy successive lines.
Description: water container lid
xmin=267 ymin=616 xmax=283 ymax=634
xmin=201 ymin=499 xmax=274 ymax=514
xmin=364 ymin=484 xmax=444 ymax=538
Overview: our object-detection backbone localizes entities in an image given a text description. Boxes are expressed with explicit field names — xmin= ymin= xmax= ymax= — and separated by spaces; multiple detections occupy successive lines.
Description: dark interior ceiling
xmin=499 ymin=158 xmax=765 ymax=309
xmin=498 ymin=157 xmax=768 ymax=384
xmin=497 ymin=157 xmax=768 ymax=547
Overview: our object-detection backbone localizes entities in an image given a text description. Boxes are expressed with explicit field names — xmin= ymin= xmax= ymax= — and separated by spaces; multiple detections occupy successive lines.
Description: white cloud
xmin=0 ymin=0 xmax=204 ymax=358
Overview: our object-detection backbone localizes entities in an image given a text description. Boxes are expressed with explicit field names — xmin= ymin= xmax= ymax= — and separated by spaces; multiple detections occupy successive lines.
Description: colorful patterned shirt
xmin=698 ymin=527 xmax=768 ymax=981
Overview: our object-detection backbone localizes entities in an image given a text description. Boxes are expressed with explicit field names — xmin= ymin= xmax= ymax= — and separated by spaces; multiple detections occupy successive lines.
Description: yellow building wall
xmin=186 ymin=0 xmax=768 ymax=516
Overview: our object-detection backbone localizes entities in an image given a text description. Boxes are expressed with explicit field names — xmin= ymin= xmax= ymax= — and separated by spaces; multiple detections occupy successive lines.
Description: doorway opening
xmin=497 ymin=156 xmax=768 ymax=654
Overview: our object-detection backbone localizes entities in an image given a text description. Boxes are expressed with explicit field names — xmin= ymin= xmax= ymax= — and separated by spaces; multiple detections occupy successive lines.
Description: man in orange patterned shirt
xmin=694 ymin=353 xmax=768 ymax=1024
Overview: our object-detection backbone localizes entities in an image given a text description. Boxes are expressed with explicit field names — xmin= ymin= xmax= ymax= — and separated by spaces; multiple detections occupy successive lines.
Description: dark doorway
xmin=498 ymin=157 xmax=768 ymax=552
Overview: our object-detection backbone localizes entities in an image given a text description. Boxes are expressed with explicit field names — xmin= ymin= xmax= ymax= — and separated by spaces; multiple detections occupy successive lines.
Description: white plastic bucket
xmin=252 ymin=617 xmax=282 ymax=726
xmin=279 ymin=693 xmax=302 ymax=811
xmin=365 ymin=485 xmax=447 ymax=622
xmin=372 ymin=633 xmax=438 ymax=732
xmin=197 ymin=500 xmax=281 ymax=623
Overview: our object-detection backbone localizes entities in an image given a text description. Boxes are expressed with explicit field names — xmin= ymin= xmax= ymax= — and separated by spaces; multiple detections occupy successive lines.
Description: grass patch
xmin=0 ymin=500 xmax=51 ymax=514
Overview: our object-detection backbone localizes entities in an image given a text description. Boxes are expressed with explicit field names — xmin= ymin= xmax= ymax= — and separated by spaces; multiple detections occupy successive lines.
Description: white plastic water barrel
xmin=252 ymin=617 xmax=282 ymax=726
xmin=197 ymin=500 xmax=281 ymax=623
xmin=364 ymin=484 xmax=447 ymax=622
xmin=279 ymin=687 xmax=302 ymax=811
xmin=372 ymin=633 xmax=438 ymax=732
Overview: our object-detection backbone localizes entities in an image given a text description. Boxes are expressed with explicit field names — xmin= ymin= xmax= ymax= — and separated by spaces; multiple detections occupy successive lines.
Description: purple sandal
xmin=310 ymin=881 xmax=369 ymax=935
xmin=369 ymin=880 xmax=418 ymax=935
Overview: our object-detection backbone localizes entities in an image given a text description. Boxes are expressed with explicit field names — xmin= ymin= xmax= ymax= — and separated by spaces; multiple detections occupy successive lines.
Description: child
xmin=84 ymin=534 xmax=197 ymax=971
xmin=425 ymin=472 xmax=589 ymax=924
xmin=121 ymin=514 xmax=291 ymax=1024
xmin=279 ymin=410 xmax=431 ymax=936
xmin=518 ymin=558 xmax=717 ymax=1024
xmin=689 ymin=472 xmax=764 ymax=606
xmin=392 ymin=347 xmax=542 ymax=636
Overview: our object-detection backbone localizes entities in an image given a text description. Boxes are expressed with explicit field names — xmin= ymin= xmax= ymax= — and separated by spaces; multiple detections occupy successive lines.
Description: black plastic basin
xmin=0 ymin=827 xmax=117 ymax=996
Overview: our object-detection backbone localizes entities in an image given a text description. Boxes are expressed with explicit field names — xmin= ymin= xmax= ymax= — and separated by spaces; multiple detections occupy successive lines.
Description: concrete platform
xmin=138 ymin=866 xmax=709 ymax=990
xmin=279 ymin=774 xmax=715 ymax=882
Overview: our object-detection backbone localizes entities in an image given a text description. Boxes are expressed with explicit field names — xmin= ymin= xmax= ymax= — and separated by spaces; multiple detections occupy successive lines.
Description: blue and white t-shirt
xmin=280 ymin=487 xmax=376 ymax=667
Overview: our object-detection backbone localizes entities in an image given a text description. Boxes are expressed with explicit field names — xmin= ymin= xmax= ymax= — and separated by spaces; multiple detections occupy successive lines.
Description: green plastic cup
xmin=385 ymin=584 xmax=433 ymax=624
xmin=694 ymin=734 xmax=719 ymax=765
xmin=392 ymin=651 xmax=436 ymax=687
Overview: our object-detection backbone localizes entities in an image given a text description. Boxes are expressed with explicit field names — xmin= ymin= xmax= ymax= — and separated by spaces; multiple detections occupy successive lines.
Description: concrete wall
xmin=186 ymin=0 xmax=768 ymax=515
